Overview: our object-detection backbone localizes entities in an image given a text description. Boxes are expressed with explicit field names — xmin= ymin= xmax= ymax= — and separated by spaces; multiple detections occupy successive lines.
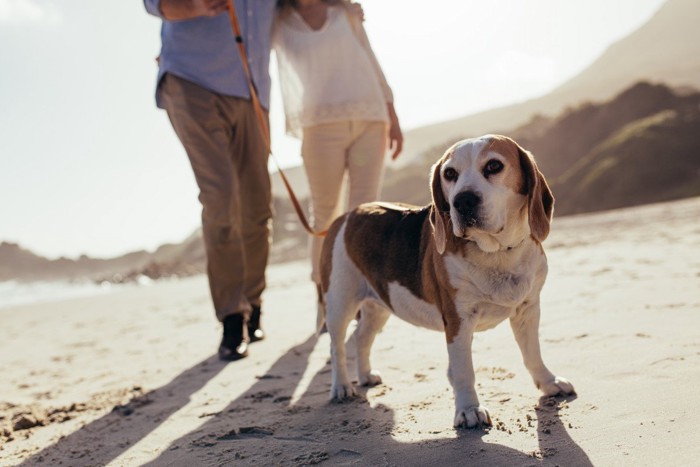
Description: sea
xmin=0 ymin=277 xmax=154 ymax=310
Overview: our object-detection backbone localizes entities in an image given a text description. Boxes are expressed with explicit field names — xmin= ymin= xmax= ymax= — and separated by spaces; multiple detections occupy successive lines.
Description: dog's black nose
xmin=453 ymin=191 xmax=481 ymax=216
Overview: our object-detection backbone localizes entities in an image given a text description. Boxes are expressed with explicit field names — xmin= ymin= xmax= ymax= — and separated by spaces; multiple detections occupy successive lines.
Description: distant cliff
xmin=0 ymin=241 xmax=150 ymax=282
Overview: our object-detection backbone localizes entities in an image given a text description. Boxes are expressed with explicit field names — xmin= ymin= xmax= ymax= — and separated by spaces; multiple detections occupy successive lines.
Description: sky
xmin=0 ymin=0 xmax=666 ymax=260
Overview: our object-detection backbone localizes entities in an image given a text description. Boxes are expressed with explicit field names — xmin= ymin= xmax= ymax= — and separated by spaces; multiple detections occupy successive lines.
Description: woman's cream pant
xmin=301 ymin=120 xmax=388 ymax=284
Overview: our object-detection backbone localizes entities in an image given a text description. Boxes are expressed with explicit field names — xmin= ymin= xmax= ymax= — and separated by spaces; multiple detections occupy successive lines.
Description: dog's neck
xmin=469 ymin=215 xmax=531 ymax=253
xmin=501 ymin=237 xmax=526 ymax=252
xmin=498 ymin=207 xmax=533 ymax=251
xmin=466 ymin=232 xmax=527 ymax=253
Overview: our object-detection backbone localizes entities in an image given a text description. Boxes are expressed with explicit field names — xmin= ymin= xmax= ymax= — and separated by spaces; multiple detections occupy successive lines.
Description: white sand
xmin=1 ymin=197 xmax=699 ymax=466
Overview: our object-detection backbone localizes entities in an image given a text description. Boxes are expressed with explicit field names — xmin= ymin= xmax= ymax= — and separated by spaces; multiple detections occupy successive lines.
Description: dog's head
xmin=429 ymin=135 xmax=553 ymax=254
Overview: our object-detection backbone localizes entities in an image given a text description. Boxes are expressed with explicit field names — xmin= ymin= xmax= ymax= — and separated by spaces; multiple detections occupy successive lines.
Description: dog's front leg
xmin=447 ymin=318 xmax=492 ymax=428
xmin=510 ymin=300 xmax=575 ymax=396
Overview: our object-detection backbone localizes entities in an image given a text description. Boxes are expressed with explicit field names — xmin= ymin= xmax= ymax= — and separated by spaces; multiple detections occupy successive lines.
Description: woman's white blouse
xmin=272 ymin=5 xmax=393 ymax=138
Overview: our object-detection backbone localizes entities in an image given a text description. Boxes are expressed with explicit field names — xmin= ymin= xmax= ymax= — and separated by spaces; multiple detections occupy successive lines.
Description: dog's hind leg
xmin=326 ymin=280 xmax=363 ymax=401
xmin=315 ymin=283 xmax=327 ymax=335
xmin=355 ymin=301 xmax=391 ymax=386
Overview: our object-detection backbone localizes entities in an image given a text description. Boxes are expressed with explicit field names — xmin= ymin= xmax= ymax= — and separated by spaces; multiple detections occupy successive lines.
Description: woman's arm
xmin=347 ymin=15 xmax=394 ymax=103
xmin=344 ymin=8 xmax=403 ymax=158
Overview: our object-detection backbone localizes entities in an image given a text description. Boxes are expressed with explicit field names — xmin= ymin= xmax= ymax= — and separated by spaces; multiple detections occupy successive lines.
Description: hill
xmin=380 ymin=81 xmax=700 ymax=214
xmin=0 ymin=242 xmax=150 ymax=283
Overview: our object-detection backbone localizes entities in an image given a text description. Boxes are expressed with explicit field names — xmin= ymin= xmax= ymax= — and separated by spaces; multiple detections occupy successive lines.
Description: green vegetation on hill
xmin=552 ymin=108 xmax=700 ymax=214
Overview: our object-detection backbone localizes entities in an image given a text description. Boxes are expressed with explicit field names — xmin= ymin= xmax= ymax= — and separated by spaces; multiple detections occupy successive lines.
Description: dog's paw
xmin=359 ymin=370 xmax=383 ymax=387
xmin=453 ymin=405 xmax=492 ymax=429
xmin=330 ymin=382 xmax=357 ymax=401
xmin=538 ymin=376 xmax=576 ymax=396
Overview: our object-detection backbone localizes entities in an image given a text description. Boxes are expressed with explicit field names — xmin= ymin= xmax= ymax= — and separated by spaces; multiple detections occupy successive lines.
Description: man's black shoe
xmin=248 ymin=305 xmax=265 ymax=342
xmin=218 ymin=314 xmax=249 ymax=361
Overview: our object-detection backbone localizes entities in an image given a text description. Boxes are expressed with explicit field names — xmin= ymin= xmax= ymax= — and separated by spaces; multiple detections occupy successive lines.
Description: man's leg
xmin=160 ymin=74 xmax=250 ymax=359
xmin=228 ymin=97 xmax=273 ymax=341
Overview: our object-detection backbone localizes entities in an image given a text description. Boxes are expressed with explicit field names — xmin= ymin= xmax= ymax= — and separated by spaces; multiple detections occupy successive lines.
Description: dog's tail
xmin=315 ymin=282 xmax=327 ymax=336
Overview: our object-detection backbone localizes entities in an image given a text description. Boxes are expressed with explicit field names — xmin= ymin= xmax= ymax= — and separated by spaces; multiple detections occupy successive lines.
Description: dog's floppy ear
xmin=430 ymin=159 xmax=449 ymax=254
xmin=518 ymin=145 xmax=554 ymax=243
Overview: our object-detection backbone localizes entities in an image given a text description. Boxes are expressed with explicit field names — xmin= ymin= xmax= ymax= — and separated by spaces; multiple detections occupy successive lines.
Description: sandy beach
xmin=1 ymin=197 xmax=699 ymax=466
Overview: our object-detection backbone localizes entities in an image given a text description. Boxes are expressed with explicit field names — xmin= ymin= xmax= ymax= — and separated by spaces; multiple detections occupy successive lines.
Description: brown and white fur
xmin=318 ymin=135 xmax=575 ymax=428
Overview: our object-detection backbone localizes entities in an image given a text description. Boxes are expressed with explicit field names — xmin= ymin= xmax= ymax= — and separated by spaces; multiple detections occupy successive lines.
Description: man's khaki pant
xmin=301 ymin=120 xmax=388 ymax=284
xmin=161 ymin=74 xmax=272 ymax=321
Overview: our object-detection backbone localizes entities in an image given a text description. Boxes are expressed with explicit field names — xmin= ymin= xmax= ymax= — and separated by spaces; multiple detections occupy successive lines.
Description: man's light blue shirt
xmin=144 ymin=0 xmax=276 ymax=109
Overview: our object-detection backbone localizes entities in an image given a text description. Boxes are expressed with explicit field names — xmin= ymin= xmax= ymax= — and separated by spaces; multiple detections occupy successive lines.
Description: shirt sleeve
xmin=144 ymin=0 xmax=164 ymax=18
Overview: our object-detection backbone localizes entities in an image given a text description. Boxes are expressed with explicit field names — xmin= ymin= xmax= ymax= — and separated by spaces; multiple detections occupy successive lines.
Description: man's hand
xmin=348 ymin=2 xmax=365 ymax=22
xmin=160 ymin=0 xmax=229 ymax=21
xmin=192 ymin=0 xmax=229 ymax=17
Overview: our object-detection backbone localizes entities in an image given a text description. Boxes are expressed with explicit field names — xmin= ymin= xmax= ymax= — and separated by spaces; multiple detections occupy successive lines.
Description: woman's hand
xmin=387 ymin=103 xmax=403 ymax=160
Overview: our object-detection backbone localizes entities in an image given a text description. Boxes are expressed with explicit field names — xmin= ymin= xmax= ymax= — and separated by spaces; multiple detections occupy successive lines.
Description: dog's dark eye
xmin=443 ymin=167 xmax=458 ymax=182
xmin=483 ymin=159 xmax=504 ymax=177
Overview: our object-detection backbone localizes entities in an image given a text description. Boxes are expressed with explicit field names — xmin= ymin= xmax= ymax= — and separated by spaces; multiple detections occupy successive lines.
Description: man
xmin=144 ymin=0 xmax=277 ymax=361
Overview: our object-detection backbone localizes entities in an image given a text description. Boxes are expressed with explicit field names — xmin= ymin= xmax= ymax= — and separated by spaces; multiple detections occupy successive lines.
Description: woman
xmin=273 ymin=0 xmax=403 ymax=301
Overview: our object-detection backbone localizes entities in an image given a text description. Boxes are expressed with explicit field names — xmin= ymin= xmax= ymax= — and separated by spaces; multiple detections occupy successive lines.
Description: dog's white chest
xmin=444 ymin=249 xmax=542 ymax=309
xmin=387 ymin=282 xmax=445 ymax=332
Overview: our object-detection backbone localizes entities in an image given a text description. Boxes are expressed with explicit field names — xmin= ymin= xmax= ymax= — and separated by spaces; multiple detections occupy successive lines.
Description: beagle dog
xmin=318 ymin=134 xmax=575 ymax=428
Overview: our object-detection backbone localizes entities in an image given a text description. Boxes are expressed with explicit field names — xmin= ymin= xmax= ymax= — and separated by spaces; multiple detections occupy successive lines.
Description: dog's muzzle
xmin=453 ymin=191 xmax=481 ymax=227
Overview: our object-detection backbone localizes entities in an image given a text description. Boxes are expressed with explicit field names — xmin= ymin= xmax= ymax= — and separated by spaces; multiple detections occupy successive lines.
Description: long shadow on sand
xmin=142 ymin=333 xmax=593 ymax=467
xmin=20 ymin=354 xmax=231 ymax=466
xmin=20 ymin=332 xmax=592 ymax=466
